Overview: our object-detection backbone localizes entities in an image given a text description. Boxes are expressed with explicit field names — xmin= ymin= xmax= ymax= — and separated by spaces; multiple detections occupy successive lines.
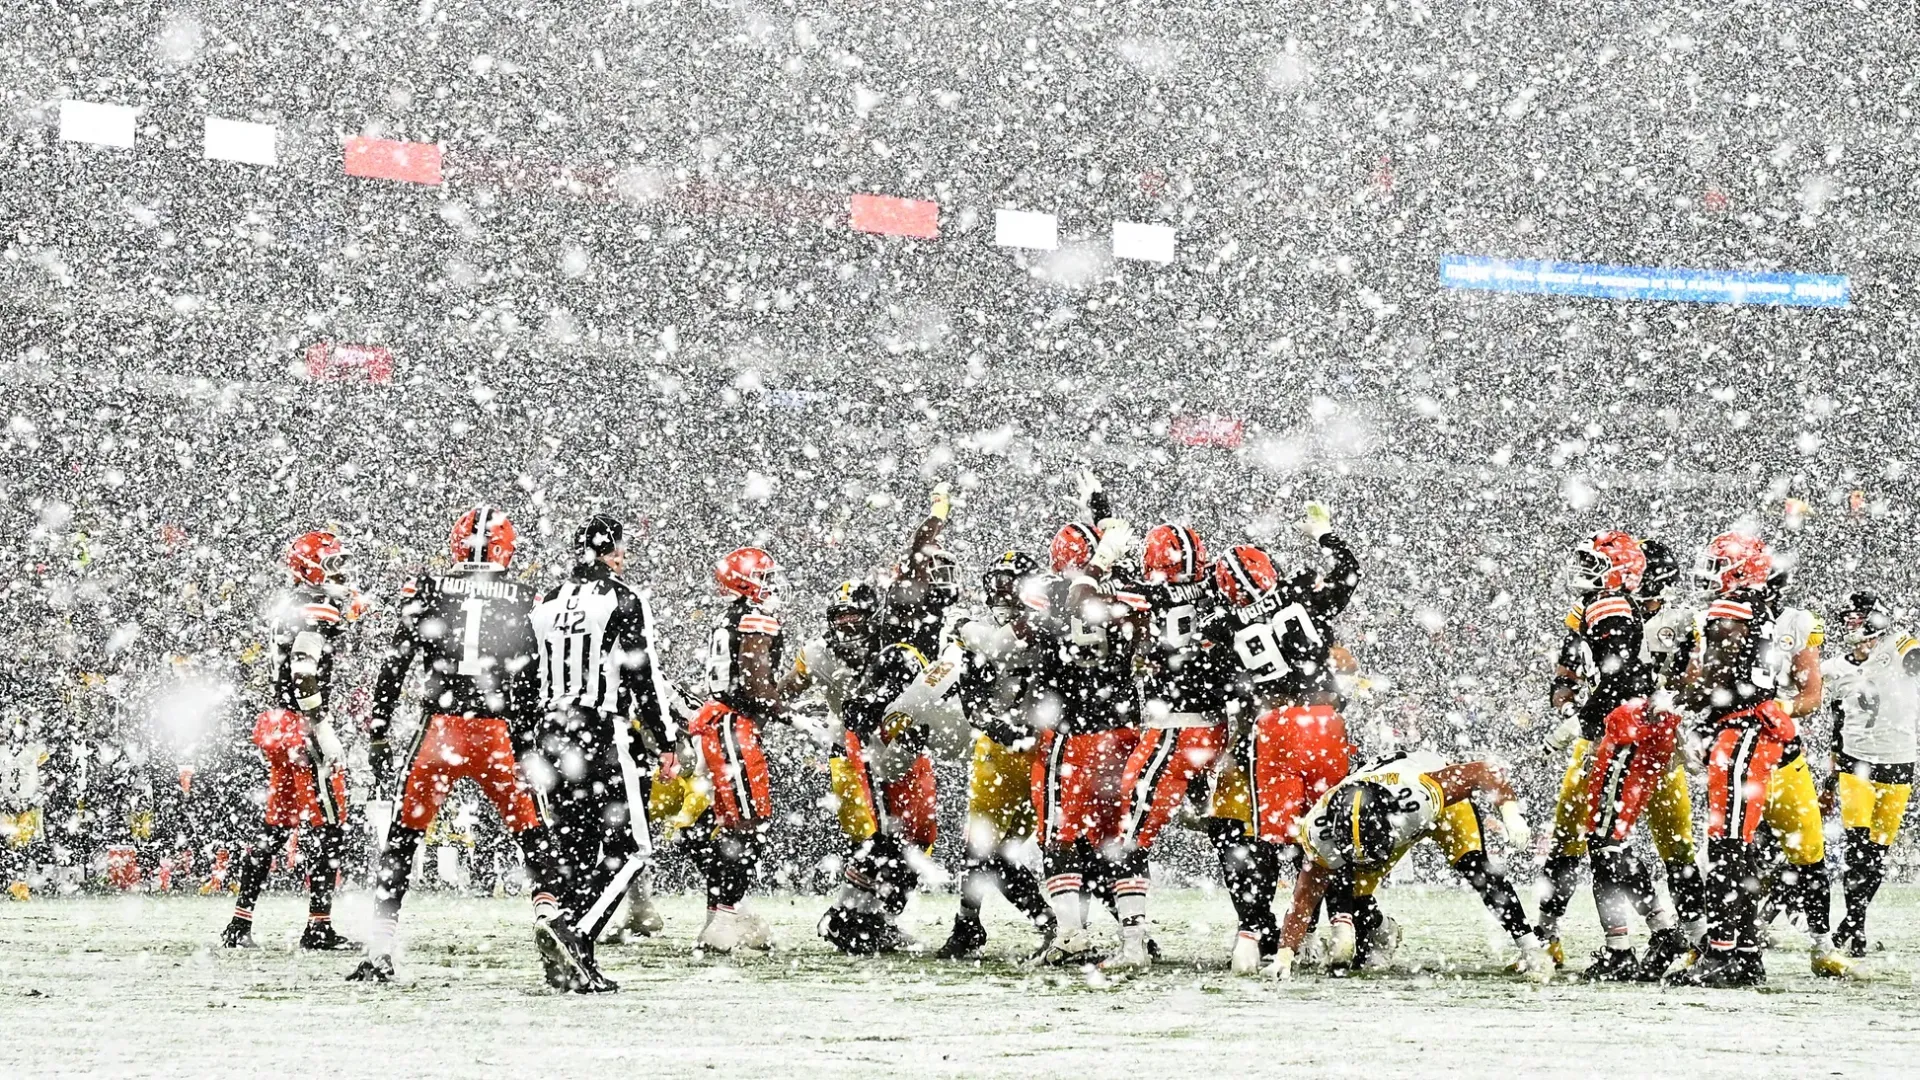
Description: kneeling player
xmin=1276 ymin=751 xmax=1550 ymax=981
xmin=221 ymin=532 xmax=366 ymax=952
xmin=351 ymin=507 xmax=575 ymax=984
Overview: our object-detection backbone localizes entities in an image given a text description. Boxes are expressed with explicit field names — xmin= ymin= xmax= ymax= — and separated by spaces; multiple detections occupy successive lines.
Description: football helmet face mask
xmin=1694 ymin=532 xmax=1771 ymax=596
xmin=1564 ymin=531 xmax=1645 ymax=595
xmin=1050 ymin=522 xmax=1100 ymax=574
xmin=716 ymin=547 xmax=779 ymax=605
xmin=1637 ymin=538 xmax=1679 ymax=601
xmin=575 ymin=514 xmax=626 ymax=573
xmin=1141 ymin=524 xmax=1206 ymax=585
xmin=1213 ymin=545 xmax=1279 ymax=608
xmin=450 ymin=505 xmax=517 ymax=569
xmin=983 ymin=550 xmax=1041 ymax=624
xmin=825 ymin=580 xmax=880 ymax=664
xmin=1837 ymin=591 xmax=1893 ymax=648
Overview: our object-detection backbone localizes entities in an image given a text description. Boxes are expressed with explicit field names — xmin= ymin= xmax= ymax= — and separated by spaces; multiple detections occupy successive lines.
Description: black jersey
xmin=953 ymin=620 xmax=1036 ymax=747
xmin=1137 ymin=579 xmax=1229 ymax=720
xmin=264 ymin=586 xmax=351 ymax=714
xmin=704 ymin=597 xmax=787 ymax=722
xmin=1693 ymin=589 xmax=1793 ymax=724
xmin=370 ymin=565 xmax=540 ymax=737
xmin=1029 ymin=574 xmax=1143 ymax=734
xmin=1568 ymin=589 xmax=1652 ymax=740
xmin=1215 ymin=534 xmax=1358 ymax=704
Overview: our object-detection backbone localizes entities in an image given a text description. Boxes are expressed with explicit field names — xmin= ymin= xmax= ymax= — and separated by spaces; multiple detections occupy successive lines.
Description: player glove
xmin=1264 ymin=946 xmax=1295 ymax=980
xmin=1497 ymin=800 xmax=1532 ymax=850
xmin=1075 ymin=468 xmax=1102 ymax=507
xmin=1090 ymin=518 xmax=1134 ymax=571
xmin=1545 ymin=710 xmax=1580 ymax=751
xmin=930 ymin=481 xmax=952 ymax=521
xmin=1300 ymin=501 xmax=1333 ymax=541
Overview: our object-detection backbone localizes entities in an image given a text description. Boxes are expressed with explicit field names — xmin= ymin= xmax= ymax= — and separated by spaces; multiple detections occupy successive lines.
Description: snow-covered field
xmin=5 ymin=887 xmax=1920 ymax=1079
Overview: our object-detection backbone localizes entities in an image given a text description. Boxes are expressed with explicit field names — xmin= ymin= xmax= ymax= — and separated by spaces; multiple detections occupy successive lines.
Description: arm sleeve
xmin=611 ymin=588 xmax=671 ymax=749
xmin=1087 ymin=486 xmax=1114 ymax=524
xmin=1312 ymin=533 xmax=1360 ymax=616
xmin=904 ymin=513 xmax=949 ymax=575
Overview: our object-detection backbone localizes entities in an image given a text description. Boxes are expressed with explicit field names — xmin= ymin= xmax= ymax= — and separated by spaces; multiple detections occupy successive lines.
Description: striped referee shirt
xmin=529 ymin=564 xmax=674 ymax=746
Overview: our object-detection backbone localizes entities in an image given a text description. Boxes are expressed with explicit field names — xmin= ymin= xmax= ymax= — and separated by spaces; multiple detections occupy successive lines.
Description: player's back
xmin=264 ymin=585 xmax=347 ymax=713
xmin=400 ymin=566 xmax=538 ymax=719
xmin=1216 ymin=578 xmax=1339 ymax=704
xmin=1138 ymin=579 xmax=1227 ymax=718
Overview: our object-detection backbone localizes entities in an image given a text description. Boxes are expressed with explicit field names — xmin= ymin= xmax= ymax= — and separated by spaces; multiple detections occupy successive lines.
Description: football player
xmin=1633 ymin=537 xmax=1708 ymax=955
xmin=935 ymin=551 xmax=1056 ymax=959
xmin=220 ymin=531 xmax=367 ymax=952
xmin=1211 ymin=502 xmax=1359 ymax=976
xmin=1027 ymin=496 xmax=1146 ymax=965
xmin=819 ymin=484 xmax=959 ymax=953
xmin=1671 ymin=532 xmax=1842 ymax=985
xmin=686 ymin=544 xmax=785 ymax=954
xmin=1107 ymin=523 xmax=1230 ymax=969
xmin=1822 ymin=592 xmax=1918 ymax=957
xmin=1274 ymin=750 xmax=1549 ymax=981
xmin=1561 ymin=532 xmax=1687 ymax=980
xmin=351 ymin=507 xmax=575 ymax=984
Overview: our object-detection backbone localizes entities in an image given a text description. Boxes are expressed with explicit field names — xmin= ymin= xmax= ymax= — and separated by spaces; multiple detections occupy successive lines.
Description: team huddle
xmin=213 ymin=475 xmax=1915 ymax=991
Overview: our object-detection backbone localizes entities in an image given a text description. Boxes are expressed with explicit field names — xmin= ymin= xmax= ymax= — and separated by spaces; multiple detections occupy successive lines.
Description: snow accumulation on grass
xmin=3 ymin=887 xmax=1919 ymax=1079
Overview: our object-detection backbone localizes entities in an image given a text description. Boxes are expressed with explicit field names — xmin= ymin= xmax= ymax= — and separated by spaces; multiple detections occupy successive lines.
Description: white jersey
xmin=1641 ymin=603 xmax=1696 ymax=690
xmin=1762 ymin=606 xmax=1824 ymax=694
xmin=1301 ymin=750 xmax=1448 ymax=871
xmin=795 ymin=639 xmax=863 ymax=723
xmin=1823 ymin=634 xmax=1920 ymax=766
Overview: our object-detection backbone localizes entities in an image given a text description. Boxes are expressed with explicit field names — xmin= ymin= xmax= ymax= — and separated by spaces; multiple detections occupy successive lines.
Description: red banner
xmin=1169 ymin=415 xmax=1244 ymax=448
xmin=304 ymin=341 xmax=394 ymax=384
xmin=343 ymin=136 xmax=444 ymax=186
xmin=850 ymin=193 xmax=939 ymax=238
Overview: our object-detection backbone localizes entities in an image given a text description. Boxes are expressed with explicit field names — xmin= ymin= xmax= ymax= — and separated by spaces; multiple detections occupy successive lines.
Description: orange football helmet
xmin=1050 ymin=522 xmax=1101 ymax=574
xmin=450 ymin=505 xmax=517 ymax=568
xmin=1696 ymin=532 xmax=1772 ymax=595
xmin=1142 ymin=524 xmax=1206 ymax=585
xmin=1566 ymin=531 xmax=1645 ymax=594
xmin=716 ymin=547 xmax=778 ymax=603
xmin=1214 ymin=545 xmax=1278 ymax=607
xmin=287 ymin=531 xmax=347 ymax=587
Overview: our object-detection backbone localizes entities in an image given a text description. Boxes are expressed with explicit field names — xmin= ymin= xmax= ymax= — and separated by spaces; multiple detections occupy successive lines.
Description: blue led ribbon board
xmin=1438 ymin=255 xmax=1850 ymax=308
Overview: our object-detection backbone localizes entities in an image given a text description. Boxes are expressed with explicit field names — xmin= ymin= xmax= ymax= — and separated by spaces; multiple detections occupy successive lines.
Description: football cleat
xmin=936 ymin=913 xmax=989 ymax=960
xmin=1811 ymin=944 xmax=1856 ymax=979
xmin=574 ymin=945 xmax=619 ymax=994
xmin=1326 ymin=919 xmax=1358 ymax=970
xmin=1035 ymin=927 xmax=1102 ymax=968
xmin=1100 ymin=922 xmax=1152 ymax=972
xmin=219 ymin=919 xmax=257 ymax=949
xmin=1362 ymin=916 xmax=1402 ymax=970
xmin=1633 ymin=929 xmax=1689 ymax=982
xmin=345 ymin=954 xmax=395 ymax=983
xmin=1582 ymin=947 xmax=1639 ymax=982
xmin=1516 ymin=939 xmax=1556 ymax=983
xmin=1667 ymin=949 xmax=1763 ymax=988
xmin=533 ymin=916 xmax=592 ymax=991
xmin=1228 ymin=930 xmax=1263 ymax=976
xmin=298 ymin=921 xmax=357 ymax=952
xmin=698 ymin=907 xmax=773 ymax=954
xmin=6 ymin=881 xmax=29 ymax=902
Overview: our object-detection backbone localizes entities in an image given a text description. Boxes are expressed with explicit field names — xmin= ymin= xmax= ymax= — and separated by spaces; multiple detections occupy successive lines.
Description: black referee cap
xmin=575 ymin=514 xmax=625 ymax=563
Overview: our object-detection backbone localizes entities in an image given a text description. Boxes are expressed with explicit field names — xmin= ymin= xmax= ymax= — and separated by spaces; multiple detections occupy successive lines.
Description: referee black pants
xmin=529 ymin=707 xmax=652 ymax=943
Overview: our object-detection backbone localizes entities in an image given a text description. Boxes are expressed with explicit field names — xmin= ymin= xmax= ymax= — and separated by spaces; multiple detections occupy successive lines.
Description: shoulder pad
xmin=1584 ymin=595 xmax=1634 ymax=629
xmin=739 ymin=612 xmax=781 ymax=636
xmin=1705 ymin=599 xmax=1753 ymax=622
xmin=301 ymin=601 xmax=342 ymax=625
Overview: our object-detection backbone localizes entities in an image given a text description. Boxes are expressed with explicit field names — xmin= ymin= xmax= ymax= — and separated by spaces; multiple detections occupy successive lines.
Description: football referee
xmin=526 ymin=514 xmax=679 ymax=992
